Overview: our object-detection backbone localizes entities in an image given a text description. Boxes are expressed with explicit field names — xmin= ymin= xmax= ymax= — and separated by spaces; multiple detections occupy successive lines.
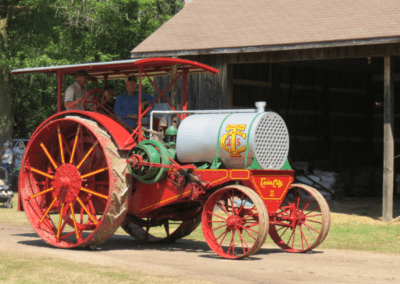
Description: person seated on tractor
xmin=97 ymin=84 xmax=116 ymax=116
xmin=104 ymin=84 xmax=116 ymax=113
xmin=114 ymin=76 xmax=155 ymax=128
xmin=1 ymin=142 xmax=13 ymax=176
xmin=64 ymin=70 xmax=94 ymax=110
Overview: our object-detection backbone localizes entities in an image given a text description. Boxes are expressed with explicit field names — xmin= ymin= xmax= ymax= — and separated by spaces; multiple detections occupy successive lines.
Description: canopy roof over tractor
xmin=11 ymin=57 xmax=219 ymax=81
xmin=12 ymin=57 xmax=219 ymax=113
xmin=11 ymin=57 xmax=219 ymax=147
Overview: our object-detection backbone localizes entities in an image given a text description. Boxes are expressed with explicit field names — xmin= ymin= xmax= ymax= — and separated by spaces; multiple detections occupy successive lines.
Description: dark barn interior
xmin=154 ymin=56 xmax=400 ymax=197
xmin=229 ymin=57 xmax=400 ymax=197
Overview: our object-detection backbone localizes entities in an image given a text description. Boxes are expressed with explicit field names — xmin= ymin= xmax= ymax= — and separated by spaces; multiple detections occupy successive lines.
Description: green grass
xmin=0 ymin=193 xmax=30 ymax=226
xmin=317 ymin=217 xmax=400 ymax=254
xmin=0 ymin=249 xmax=209 ymax=284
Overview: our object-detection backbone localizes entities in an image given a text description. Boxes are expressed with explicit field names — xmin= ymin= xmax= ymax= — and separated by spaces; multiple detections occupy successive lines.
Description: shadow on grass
xmin=327 ymin=196 xmax=400 ymax=219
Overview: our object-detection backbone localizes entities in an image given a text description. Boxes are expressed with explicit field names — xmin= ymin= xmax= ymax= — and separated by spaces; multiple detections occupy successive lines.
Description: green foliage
xmin=0 ymin=0 xmax=184 ymax=137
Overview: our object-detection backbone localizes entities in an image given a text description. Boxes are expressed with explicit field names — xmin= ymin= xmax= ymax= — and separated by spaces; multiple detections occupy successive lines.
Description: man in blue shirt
xmin=114 ymin=76 xmax=155 ymax=128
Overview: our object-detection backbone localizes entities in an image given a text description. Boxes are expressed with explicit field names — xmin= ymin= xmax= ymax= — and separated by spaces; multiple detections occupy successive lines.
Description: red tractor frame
xmin=12 ymin=58 xmax=330 ymax=259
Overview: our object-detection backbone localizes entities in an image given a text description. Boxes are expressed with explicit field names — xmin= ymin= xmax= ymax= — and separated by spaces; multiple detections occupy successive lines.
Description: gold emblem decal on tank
xmin=260 ymin=178 xmax=283 ymax=188
xmin=220 ymin=124 xmax=246 ymax=157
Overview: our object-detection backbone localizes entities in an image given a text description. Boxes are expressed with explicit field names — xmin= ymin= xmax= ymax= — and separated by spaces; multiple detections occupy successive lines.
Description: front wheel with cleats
xmin=269 ymin=183 xmax=331 ymax=253
xmin=202 ymin=185 xmax=269 ymax=259
xmin=19 ymin=116 xmax=129 ymax=248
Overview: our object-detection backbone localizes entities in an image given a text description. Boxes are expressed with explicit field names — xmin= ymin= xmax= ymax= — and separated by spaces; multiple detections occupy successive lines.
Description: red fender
xmin=29 ymin=110 xmax=135 ymax=150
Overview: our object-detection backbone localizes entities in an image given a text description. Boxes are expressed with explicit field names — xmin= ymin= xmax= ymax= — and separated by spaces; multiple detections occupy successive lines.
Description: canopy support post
xmin=57 ymin=71 xmax=63 ymax=113
xmin=138 ymin=66 xmax=143 ymax=143
xmin=182 ymin=69 xmax=188 ymax=119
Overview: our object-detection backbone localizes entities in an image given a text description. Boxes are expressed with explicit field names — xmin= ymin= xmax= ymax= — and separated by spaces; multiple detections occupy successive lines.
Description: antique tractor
xmin=12 ymin=58 xmax=330 ymax=259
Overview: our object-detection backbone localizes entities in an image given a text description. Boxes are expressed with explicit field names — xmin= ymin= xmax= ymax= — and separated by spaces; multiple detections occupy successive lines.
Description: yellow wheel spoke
xmin=69 ymin=204 xmax=80 ymax=240
xmin=76 ymin=196 xmax=98 ymax=225
xmin=26 ymin=166 xmax=54 ymax=179
xmin=81 ymin=167 xmax=108 ymax=179
xmin=80 ymin=187 xmax=108 ymax=200
xmin=57 ymin=203 xmax=65 ymax=239
xmin=77 ymin=141 xmax=98 ymax=169
xmin=29 ymin=187 xmax=54 ymax=200
xmin=57 ymin=126 xmax=65 ymax=164
xmin=70 ymin=125 xmax=81 ymax=163
xmin=40 ymin=143 xmax=58 ymax=170
xmin=39 ymin=197 xmax=57 ymax=224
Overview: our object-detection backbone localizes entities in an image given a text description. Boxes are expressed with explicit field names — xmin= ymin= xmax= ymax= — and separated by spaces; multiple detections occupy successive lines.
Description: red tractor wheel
xmin=19 ymin=116 xmax=129 ymax=248
xmin=121 ymin=213 xmax=202 ymax=243
xmin=269 ymin=183 xmax=331 ymax=253
xmin=202 ymin=185 xmax=269 ymax=259
xmin=83 ymin=88 xmax=106 ymax=112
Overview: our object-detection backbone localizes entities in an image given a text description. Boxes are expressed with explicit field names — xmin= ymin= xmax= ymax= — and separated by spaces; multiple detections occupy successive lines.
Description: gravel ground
xmin=1 ymin=222 xmax=399 ymax=284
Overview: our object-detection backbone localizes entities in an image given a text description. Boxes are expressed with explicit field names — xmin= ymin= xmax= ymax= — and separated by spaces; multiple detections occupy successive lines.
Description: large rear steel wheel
xmin=19 ymin=116 xmax=130 ymax=248
xmin=202 ymin=185 xmax=269 ymax=259
xmin=269 ymin=183 xmax=331 ymax=253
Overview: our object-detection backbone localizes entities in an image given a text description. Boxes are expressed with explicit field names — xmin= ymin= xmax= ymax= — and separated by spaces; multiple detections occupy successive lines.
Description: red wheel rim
xmin=19 ymin=117 xmax=129 ymax=248
xmin=202 ymin=185 xmax=268 ymax=259
xmin=269 ymin=184 xmax=331 ymax=253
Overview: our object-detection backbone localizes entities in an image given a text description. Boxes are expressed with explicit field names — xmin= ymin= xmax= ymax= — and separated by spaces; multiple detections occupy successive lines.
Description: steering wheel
xmin=83 ymin=88 xmax=106 ymax=111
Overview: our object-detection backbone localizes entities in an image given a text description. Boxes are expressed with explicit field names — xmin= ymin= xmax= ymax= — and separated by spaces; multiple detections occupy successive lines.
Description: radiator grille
xmin=254 ymin=114 xmax=289 ymax=169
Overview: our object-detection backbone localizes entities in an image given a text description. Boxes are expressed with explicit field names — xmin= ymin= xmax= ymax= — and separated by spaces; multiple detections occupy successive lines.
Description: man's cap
xmin=3 ymin=142 xmax=9 ymax=147
xmin=75 ymin=70 xmax=94 ymax=79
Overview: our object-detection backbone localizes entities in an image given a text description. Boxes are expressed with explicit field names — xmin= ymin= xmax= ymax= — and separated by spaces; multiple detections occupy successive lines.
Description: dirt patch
xmin=1 ymin=223 xmax=399 ymax=284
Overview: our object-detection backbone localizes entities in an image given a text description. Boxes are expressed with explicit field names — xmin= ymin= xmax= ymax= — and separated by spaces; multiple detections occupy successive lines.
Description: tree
xmin=0 ymin=0 xmax=184 ymax=138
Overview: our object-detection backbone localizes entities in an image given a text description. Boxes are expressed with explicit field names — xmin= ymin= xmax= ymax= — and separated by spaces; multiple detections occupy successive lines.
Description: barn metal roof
xmin=131 ymin=0 xmax=400 ymax=57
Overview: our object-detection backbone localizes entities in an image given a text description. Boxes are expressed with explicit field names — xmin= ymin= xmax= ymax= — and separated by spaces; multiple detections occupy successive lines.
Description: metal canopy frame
xmin=11 ymin=57 xmax=218 ymax=79
xmin=11 ymin=57 xmax=219 ymax=144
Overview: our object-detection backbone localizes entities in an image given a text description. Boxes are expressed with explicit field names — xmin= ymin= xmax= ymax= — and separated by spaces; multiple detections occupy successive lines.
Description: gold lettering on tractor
xmin=220 ymin=124 xmax=246 ymax=157
xmin=260 ymin=178 xmax=283 ymax=188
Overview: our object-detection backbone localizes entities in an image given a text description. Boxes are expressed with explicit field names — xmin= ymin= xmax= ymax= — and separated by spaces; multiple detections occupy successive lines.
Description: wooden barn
xmin=130 ymin=0 xmax=400 ymax=220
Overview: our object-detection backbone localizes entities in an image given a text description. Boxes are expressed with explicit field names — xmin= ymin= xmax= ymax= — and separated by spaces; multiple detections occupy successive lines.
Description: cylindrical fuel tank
xmin=176 ymin=112 xmax=289 ymax=169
